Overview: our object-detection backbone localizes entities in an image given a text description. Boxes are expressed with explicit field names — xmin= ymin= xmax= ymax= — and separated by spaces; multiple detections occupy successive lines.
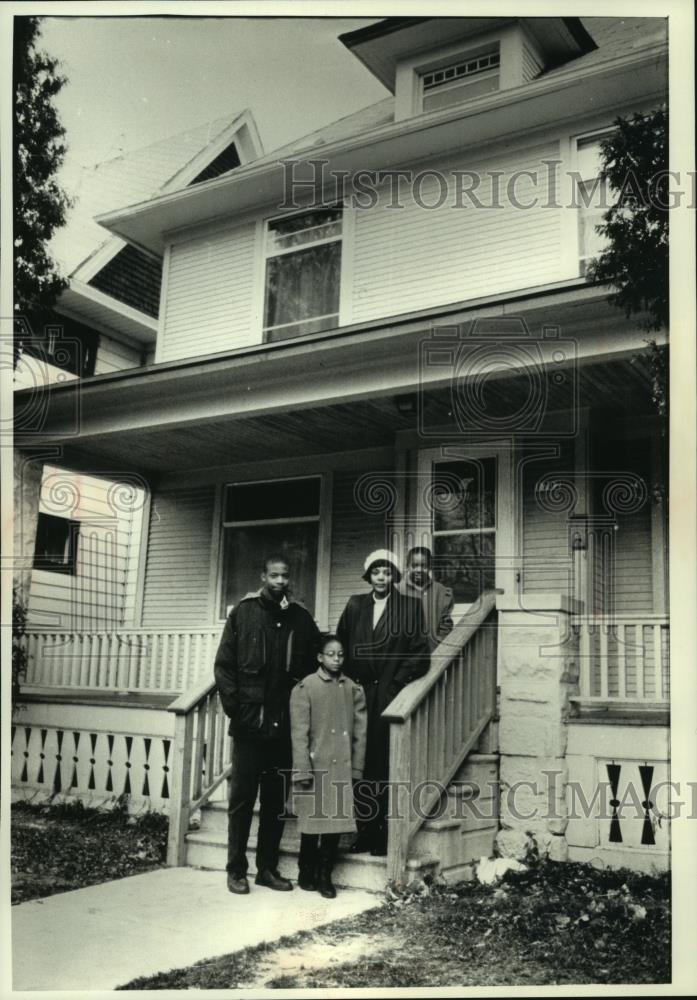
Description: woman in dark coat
xmin=336 ymin=549 xmax=430 ymax=854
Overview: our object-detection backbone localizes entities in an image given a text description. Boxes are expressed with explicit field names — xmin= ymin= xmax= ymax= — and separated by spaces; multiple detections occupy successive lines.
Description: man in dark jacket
xmin=214 ymin=554 xmax=319 ymax=894
xmin=337 ymin=549 xmax=430 ymax=855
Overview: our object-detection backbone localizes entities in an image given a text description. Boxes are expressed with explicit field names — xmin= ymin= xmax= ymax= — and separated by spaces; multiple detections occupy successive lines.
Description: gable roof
xmin=51 ymin=110 xmax=259 ymax=279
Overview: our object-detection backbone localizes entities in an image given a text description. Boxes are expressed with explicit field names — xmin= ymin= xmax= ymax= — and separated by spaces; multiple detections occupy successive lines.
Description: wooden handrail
xmin=383 ymin=591 xmax=497 ymax=722
xmin=168 ymin=674 xmax=217 ymax=715
xmin=384 ymin=591 xmax=499 ymax=884
xmin=166 ymin=674 xmax=232 ymax=866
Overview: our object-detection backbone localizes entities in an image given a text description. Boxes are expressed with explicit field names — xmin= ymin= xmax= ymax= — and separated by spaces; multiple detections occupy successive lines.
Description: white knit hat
xmin=362 ymin=548 xmax=402 ymax=583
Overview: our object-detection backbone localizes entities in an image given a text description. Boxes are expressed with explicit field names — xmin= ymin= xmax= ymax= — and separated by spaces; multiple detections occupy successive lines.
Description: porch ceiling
xmin=15 ymin=284 xmax=664 ymax=478
xmin=49 ymin=353 xmax=657 ymax=477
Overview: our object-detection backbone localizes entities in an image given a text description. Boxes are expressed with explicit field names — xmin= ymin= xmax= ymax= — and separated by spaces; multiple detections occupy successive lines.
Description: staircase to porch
xmin=167 ymin=593 xmax=500 ymax=888
xmin=184 ymin=748 xmax=499 ymax=890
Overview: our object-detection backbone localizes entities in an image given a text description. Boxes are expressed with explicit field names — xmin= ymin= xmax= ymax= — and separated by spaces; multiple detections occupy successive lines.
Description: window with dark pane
xmin=220 ymin=477 xmax=321 ymax=618
xmin=224 ymin=478 xmax=320 ymax=521
xmin=33 ymin=513 xmax=79 ymax=575
xmin=20 ymin=315 xmax=99 ymax=377
xmin=221 ymin=523 xmax=318 ymax=618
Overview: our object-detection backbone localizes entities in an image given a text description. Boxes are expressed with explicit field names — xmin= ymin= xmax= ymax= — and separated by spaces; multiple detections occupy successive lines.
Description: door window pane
xmin=431 ymin=458 xmax=496 ymax=532
xmin=433 ymin=532 xmax=495 ymax=604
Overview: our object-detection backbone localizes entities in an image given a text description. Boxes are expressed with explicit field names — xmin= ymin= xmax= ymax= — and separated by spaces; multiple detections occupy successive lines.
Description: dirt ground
xmin=11 ymin=799 xmax=168 ymax=904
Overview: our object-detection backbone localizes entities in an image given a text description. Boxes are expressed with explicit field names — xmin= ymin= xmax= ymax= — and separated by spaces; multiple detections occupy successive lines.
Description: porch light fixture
xmin=395 ymin=393 xmax=416 ymax=415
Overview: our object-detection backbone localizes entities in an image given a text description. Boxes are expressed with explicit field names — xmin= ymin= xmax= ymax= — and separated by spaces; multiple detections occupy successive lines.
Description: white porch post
xmin=495 ymin=593 xmax=581 ymax=861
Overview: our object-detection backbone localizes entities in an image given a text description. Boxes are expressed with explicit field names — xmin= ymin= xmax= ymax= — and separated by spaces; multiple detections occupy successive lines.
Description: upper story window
xmin=420 ymin=46 xmax=501 ymax=112
xmin=263 ymin=207 xmax=343 ymax=343
xmin=575 ymin=132 xmax=615 ymax=274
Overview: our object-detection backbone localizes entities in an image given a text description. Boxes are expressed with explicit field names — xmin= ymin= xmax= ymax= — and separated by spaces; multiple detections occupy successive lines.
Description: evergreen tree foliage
xmin=585 ymin=107 xmax=668 ymax=416
xmin=14 ymin=16 xmax=70 ymax=333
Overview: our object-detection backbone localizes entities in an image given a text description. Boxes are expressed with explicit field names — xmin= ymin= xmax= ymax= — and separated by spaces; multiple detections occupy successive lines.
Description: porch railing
xmin=166 ymin=676 xmax=232 ymax=865
xmin=23 ymin=627 xmax=223 ymax=694
xmin=165 ymin=592 xmax=499 ymax=878
xmin=382 ymin=591 xmax=498 ymax=884
xmin=574 ymin=615 xmax=670 ymax=703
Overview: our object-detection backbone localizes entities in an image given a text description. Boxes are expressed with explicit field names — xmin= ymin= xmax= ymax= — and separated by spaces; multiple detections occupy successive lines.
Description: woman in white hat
xmin=336 ymin=549 xmax=430 ymax=855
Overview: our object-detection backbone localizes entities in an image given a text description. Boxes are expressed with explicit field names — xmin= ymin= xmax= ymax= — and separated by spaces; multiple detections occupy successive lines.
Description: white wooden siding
xmin=612 ymin=509 xmax=653 ymax=614
xmin=328 ymin=471 xmax=393 ymax=629
xmin=350 ymin=141 xmax=562 ymax=324
xmin=95 ymin=334 xmax=141 ymax=373
xmin=160 ymin=223 xmax=257 ymax=362
xmin=140 ymin=486 xmax=215 ymax=627
xmin=522 ymin=445 xmax=574 ymax=596
xmin=156 ymin=140 xmax=563 ymax=359
xmin=522 ymin=42 xmax=543 ymax=82
xmin=521 ymin=444 xmax=655 ymax=614
xmin=27 ymin=466 xmax=144 ymax=629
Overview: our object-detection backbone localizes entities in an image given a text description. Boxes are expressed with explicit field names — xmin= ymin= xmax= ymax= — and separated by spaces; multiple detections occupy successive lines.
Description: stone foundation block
xmin=499 ymin=704 xmax=569 ymax=756
xmin=495 ymin=828 xmax=532 ymax=860
xmin=548 ymin=835 xmax=570 ymax=863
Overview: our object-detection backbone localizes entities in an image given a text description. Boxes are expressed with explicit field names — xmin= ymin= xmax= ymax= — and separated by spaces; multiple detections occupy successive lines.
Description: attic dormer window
xmin=420 ymin=45 xmax=500 ymax=112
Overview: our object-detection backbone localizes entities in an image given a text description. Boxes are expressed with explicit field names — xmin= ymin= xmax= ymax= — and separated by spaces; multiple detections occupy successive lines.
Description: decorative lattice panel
xmin=11 ymin=724 xmax=174 ymax=812
xmin=598 ymin=758 xmax=670 ymax=851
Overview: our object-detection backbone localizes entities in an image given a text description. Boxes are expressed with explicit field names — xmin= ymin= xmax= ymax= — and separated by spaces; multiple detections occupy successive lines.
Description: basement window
xmin=33 ymin=513 xmax=79 ymax=575
xmin=263 ymin=207 xmax=342 ymax=342
xmin=420 ymin=46 xmax=500 ymax=112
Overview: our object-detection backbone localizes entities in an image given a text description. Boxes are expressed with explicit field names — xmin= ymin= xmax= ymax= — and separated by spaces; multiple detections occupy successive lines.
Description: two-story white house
xmin=13 ymin=15 xmax=670 ymax=885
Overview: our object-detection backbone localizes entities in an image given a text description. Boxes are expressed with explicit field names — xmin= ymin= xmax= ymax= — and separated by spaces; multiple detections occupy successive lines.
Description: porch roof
xmin=15 ymin=282 xmax=665 ymax=478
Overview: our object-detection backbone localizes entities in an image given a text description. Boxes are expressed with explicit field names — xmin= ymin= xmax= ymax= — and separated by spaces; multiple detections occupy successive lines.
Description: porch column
xmin=495 ymin=594 xmax=581 ymax=861
xmin=12 ymin=448 xmax=45 ymax=605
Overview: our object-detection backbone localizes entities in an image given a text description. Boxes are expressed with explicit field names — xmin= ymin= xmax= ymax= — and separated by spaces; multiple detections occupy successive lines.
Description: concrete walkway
xmin=12 ymin=867 xmax=380 ymax=991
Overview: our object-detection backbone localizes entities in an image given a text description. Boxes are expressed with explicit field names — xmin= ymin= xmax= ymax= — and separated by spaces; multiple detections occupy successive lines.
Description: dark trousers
xmin=299 ymin=832 xmax=340 ymax=873
xmin=354 ymin=779 xmax=389 ymax=851
xmin=226 ymin=738 xmax=289 ymax=877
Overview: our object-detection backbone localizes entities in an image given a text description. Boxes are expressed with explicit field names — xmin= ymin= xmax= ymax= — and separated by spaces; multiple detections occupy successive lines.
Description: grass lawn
xmin=11 ymin=799 xmax=168 ymax=904
xmin=121 ymin=858 xmax=670 ymax=990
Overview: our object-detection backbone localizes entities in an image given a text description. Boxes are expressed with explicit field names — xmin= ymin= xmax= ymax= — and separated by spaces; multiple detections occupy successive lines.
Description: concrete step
xmin=185 ymin=830 xmax=399 ymax=892
xmin=193 ymin=751 xmax=501 ymax=885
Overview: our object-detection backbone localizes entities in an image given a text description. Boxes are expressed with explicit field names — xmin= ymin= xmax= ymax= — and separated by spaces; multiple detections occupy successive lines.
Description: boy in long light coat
xmin=290 ymin=634 xmax=367 ymax=898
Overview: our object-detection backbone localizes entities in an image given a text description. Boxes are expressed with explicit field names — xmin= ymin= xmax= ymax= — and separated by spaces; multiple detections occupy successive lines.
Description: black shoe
xmin=317 ymin=866 xmax=337 ymax=899
xmin=297 ymin=868 xmax=317 ymax=891
xmin=255 ymin=868 xmax=293 ymax=891
xmin=227 ymin=873 xmax=250 ymax=894
xmin=349 ymin=834 xmax=372 ymax=854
